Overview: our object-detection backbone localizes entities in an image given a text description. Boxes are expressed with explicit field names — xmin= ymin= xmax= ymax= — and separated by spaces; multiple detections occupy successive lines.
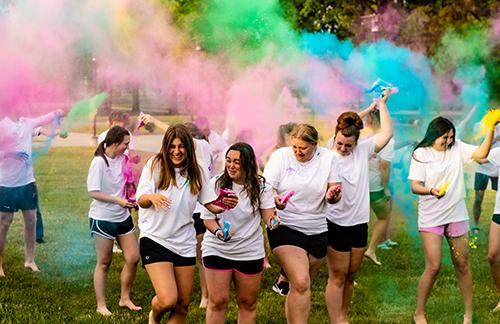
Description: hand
xmin=429 ymin=188 xmax=444 ymax=199
xmin=215 ymin=228 xmax=231 ymax=242
xmin=380 ymin=89 xmax=391 ymax=104
xmin=268 ymin=214 xmax=280 ymax=230
xmin=146 ymin=194 xmax=172 ymax=209
xmin=116 ymin=198 xmax=136 ymax=209
xmin=139 ymin=113 xmax=152 ymax=125
xmin=326 ymin=185 xmax=341 ymax=202
xmin=222 ymin=193 xmax=238 ymax=209
xmin=274 ymin=196 xmax=286 ymax=210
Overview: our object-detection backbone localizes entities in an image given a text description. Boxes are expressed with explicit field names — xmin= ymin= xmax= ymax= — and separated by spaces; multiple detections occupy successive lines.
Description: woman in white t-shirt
xmin=325 ymin=91 xmax=393 ymax=324
xmin=136 ymin=124 xmax=237 ymax=324
xmin=263 ymin=124 xmax=340 ymax=324
xmin=409 ymin=116 xmax=495 ymax=324
xmin=201 ymin=142 xmax=278 ymax=323
xmin=87 ymin=126 xmax=141 ymax=316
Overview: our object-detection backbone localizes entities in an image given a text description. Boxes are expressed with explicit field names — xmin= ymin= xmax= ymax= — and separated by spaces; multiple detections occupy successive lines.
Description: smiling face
xmin=432 ymin=129 xmax=454 ymax=151
xmin=226 ymin=149 xmax=244 ymax=184
xmin=291 ymin=138 xmax=316 ymax=163
xmin=169 ymin=137 xmax=187 ymax=167
xmin=334 ymin=132 xmax=357 ymax=156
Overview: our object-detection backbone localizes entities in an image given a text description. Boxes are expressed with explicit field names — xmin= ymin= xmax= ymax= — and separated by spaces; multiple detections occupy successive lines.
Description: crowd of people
xmin=1 ymin=90 xmax=500 ymax=324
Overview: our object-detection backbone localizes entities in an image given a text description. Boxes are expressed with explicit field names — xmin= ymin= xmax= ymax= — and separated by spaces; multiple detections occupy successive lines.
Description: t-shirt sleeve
xmin=359 ymin=136 xmax=377 ymax=159
xmin=25 ymin=112 xmax=58 ymax=129
xmin=408 ymin=150 xmax=426 ymax=182
xmin=87 ymin=158 xmax=105 ymax=192
xmin=198 ymin=166 xmax=218 ymax=205
xmin=457 ymin=140 xmax=477 ymax=164
xmin=487 ymin=147 xmax=500 ymax=167
xmin=379 ymin=139 xmax=395 ymax=162
xmin=136 ymin=158 xmax=156 ymax=198
xmin=260 ymin=181 xmax=276 ymax=209
xmin=200 ymin=177 xmax=218 ymax=220
xmin=262 ymin=149 xmax=283 ymax=189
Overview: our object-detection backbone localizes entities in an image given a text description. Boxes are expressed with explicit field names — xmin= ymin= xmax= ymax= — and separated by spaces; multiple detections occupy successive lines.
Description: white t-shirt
xmin=201 ymin=178 xmax=275 ymax=260
xmin=98 ymin=128 xmax=135 ymax=151
xmin=193 ymin=138 xmax=213 ymax=214
xmin=368 ymin=138 xmax=394 ymax=192
xmin=87 ymin=155 xmax=129 ymax=222
xmin=136 ymin=157 xmax=217 ymax=257
xmin=486 ymin=147 xmax=500 ymax=214
xmin=0 ymin=113 xmax=57 ymax=187
xmin=326 ymin=136 xmax=376 ymax=226
xmin=408 ymin=140 xmax=476 ymax=228
xmin=263 ymin=146 xmax=339 ymax=235
xmin=476 ymin=141 xmax=500 ymax=177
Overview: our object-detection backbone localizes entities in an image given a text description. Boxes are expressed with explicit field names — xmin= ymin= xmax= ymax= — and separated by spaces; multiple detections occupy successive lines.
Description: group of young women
xmin=82 ymin=89 xmax=499 ymax=324
xmin=0 ymin=91 xmax=497 ymax=323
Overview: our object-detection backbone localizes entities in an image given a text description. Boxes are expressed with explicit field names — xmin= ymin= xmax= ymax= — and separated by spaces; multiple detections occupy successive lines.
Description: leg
xmin=169 ymin=265 xmax=196 ymax=324
xmin=325 ymin=247 xmax=351 ymax=324
xmin=196 ymin=233 xmax=208 ymax=308
xmin=0 ymin=212 xmax=14 ymax=277
xmin=365 ymin=199 xmax=391 ymax=265
xmin=144 ymin=262 xmax=179 ymax=323
xmin=447 ymin=233 xmax=473 ymax=322
xmin=473 ymin=190 xmax=485 ymax=231
xmin=205 ymin=269 xmax=232 ymax=324
xmin=341 ymin=248 xmax=365 ymax=320
xmin=116 ymin=233 xmax=141 ymax=311
xmin=234 ymin=271 xmax=262 ymax=324
xmin=273 ymin=246 xmax=313 ymax=324
xmin=93 ymin=235 xmax=115 ymax=315
xmin=488 ymin=221 xmax=500 ymax=311
xmin=415 ymin=232 xmax=443 ymax=323
xmin=22 ymin=209 xmax=38 ymax=271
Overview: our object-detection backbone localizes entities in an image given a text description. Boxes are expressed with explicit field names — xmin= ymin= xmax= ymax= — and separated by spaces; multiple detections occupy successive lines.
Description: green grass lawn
xmin=0 ymin=147 xmax=499 ymax=323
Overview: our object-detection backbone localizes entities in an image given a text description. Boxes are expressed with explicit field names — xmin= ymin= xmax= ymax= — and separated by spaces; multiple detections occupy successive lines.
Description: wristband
xmin=213 ymin=228 xmax=221 ymax=237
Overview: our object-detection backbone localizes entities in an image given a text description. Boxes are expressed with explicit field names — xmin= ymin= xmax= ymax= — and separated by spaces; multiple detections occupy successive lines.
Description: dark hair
xmin=412 ymin=116 xmax=456 ymax=160
xmin=335 ymin=112 xmax=364 ymax=142
xmin=94 ymin=126 xmax=130 ymax=166
xmin=184 ymin=122 xmax=208 ymax=141
xmin=151 ymin=124 xmax=202 ymax=195
xmin=291 ymin=124 xmax=318 ymax=145
xmin=216 ymin=142 xmax=264 ymax=214
xmin=108 ymin=111 xmax=130 ymax=126
xmin=276 ymin=122 xmax=297 ymax=148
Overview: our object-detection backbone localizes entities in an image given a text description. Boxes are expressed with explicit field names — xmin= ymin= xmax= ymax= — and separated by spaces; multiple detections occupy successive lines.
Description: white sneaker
xmin=384 ymin=239 xmax=398 ymax=247
xmin=113 ymin=244 xmax=123 ymax=253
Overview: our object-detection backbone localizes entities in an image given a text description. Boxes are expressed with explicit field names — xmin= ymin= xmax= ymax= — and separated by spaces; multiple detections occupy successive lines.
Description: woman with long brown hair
xmin=136 ymin=124 xmax=237 ymax=324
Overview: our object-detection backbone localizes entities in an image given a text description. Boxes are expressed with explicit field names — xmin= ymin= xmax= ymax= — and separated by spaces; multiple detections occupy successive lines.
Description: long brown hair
xmin=216 ymin=142 xmax=264 ymax=214
xmin=94 ymin=126 xmax=130 ymax=166
xmin=151 ymin=124 xmax=202 ymax=195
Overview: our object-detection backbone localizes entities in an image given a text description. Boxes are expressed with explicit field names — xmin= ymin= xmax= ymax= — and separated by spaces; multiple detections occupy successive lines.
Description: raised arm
xmin=374 ymin=91 xmax=393 ymax=153
xmin=472 ymin=128 xmax=495 ymax=160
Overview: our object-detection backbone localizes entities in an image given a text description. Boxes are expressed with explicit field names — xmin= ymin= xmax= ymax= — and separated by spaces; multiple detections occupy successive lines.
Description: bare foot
xmin=24 ymin=262 xmax=40 ymax=272
xmin=264 ymin=257 xmax=272 ymax=269
xmin=0 ymin=267 xmax=5 ymax=277
xmin=96 ymin=306 xmax=112 ymax=316
xmin=119 ymin=299 xmax=142 ymax=311
xmin=492 ymin=300 xmax=500 ymax=313
xmin=149 ymin=310 xmax=160 ymax=324
xmin=414 ymin=314 xmax=427 ymax=324
xmin=199 ymin=297 xmax=208 ymax=308
xmin=364 ymin=251 xmax=381 ymax=266
xmin=463 ymin=314 xmax=472 ymax=324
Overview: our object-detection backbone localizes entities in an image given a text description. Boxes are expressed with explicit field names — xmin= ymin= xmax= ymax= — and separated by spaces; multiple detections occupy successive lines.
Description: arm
xmin=148 ymin=115 xmax=169 ymax=132
xmin=260 ymin=208 xmax=279 ymax=228
xmin=137 ymin=193 xmax=172 ymax=209
xmin=88 ymin=191 xmax=135 ymax=208
xmin=380 ymin=160 xmax=391 ymax=195
xmin=471 ymin=129 xmax=495 ymax=160
xmin=410 ymin=180 xmax=443 ymax=199
xmin=357 ymin=101 xmax=378 ymax=120
xmin=326 ymin=182 xmax=342 ymax=204
xmin=203 ymin=218 xmax=226 ymax=241
xmin=374 ymin=90 xmax=393 ymax=153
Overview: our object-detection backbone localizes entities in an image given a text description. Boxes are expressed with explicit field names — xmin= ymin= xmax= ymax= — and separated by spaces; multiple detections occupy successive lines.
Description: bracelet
xmin=213 ymin=228 xmax=221 ymax=237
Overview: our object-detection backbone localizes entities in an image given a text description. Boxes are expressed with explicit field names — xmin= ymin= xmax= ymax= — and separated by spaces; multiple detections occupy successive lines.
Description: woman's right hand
xmin=145 ymin=194 xmax=172 ymax=209
xmin=429 ymin=188 xmax=445 ymax=199
xmin=116 ymin=198 xmax=136 ymax=209
xmin=275 ymin=196 xmax=287 ymax=210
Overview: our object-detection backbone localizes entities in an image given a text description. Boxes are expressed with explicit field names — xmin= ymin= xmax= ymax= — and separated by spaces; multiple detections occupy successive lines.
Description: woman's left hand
xmin=223 ymin=193 xmax=238 ymax=209
xmin=268 ymin=213 xmax=280 ymax=230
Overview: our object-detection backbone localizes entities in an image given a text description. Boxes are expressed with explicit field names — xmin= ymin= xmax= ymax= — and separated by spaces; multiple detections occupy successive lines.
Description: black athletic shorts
xmin=0 ymin=182 xmax=38 ymax=212
xmin=474 ymin=172 xmax=498 ymax=191
xmin=89 ymin=216 xmax=135 ymax=240
xmin=327 ymin=220 xmax=368 ymax=252
xmin=203 ymin=255 xmax=264 ymax=276
xmin=267 ymin=225 xmax=327 ymax=258
xmin=139 ymin=237 xmax=196 ymax=267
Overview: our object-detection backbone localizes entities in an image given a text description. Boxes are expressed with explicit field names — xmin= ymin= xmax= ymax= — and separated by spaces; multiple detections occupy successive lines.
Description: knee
xmin=237 ymin=298 xmax=257 ymax=312
xmin=209 ymin=293 xmax=230 ymax=311
xmin=174 ymin=299 xmax=190 ymax=316
xmin=345 ymin=272 xmax=356 ymax=283
xmin=291 ymin=276 xmax=310 ymax=295
xmin=454 ymin=260 xmax=470 ymax=276
xmin=96 ymin=259 xmax=112 ymax=273
xmin=488 ymin=250 xmax=500 ymax=267
xmin=124 ymin=252 xmax=140 ymax=266
xmin=329 ymin=270 xmax=346 ymax=288
xmin=155 ymin=293 xmax=177 ymax=312
xmin=0 ymin=216 xmax=13 ymax=228
xmin=425 ymin=263 xmax=441 ymax=278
